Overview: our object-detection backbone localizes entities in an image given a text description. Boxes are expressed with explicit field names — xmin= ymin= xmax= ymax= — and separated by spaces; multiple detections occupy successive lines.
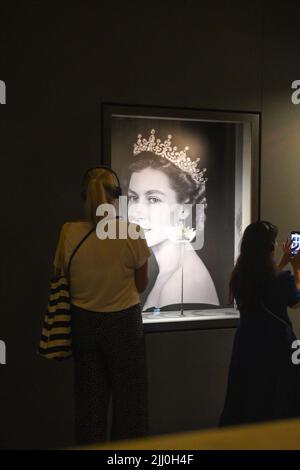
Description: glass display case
xmin=102 ymin=104 xmax=260 ymax=328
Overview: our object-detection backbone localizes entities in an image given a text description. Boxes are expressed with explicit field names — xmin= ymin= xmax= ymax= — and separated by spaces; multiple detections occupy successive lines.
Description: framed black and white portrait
xmin=102 ymin=104 xmax=260 ymax=321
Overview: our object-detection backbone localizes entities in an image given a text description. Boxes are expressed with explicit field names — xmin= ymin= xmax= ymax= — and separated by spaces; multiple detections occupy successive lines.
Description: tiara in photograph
xmin=133 ymin=129 xmax=207 ymax=186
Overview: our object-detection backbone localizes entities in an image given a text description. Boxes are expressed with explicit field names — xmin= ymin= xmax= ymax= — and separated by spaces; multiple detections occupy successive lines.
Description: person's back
xmin=220 ymin=221 xmax=300 ymax=426
xmin=55 ymin=167 xmax=151 ymax=445
xmin=63 ymin=218 xmax=148 ymax=312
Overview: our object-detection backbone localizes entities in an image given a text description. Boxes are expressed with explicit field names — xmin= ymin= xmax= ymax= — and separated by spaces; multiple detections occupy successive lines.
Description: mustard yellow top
xmin=53 ymin=219 xmax=151 ymax=312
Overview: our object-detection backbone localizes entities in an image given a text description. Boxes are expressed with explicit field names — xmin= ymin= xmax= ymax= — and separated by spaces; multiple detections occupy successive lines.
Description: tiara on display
xmin=133 ymin=129 xmax=207 ymax=186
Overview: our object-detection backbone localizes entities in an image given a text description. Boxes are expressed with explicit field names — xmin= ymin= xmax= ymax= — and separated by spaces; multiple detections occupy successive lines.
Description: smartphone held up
xmin=290 ymin=231 xmax=300 ymax=256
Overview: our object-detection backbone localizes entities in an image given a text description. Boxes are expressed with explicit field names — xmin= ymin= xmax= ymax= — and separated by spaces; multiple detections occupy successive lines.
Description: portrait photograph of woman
xmin=105 ymin=108 xmax=239 ymax=314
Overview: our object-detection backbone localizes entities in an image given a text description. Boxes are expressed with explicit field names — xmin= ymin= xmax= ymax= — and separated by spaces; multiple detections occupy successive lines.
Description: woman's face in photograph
xmin=128 ymin=167 xmax=179 ymax=247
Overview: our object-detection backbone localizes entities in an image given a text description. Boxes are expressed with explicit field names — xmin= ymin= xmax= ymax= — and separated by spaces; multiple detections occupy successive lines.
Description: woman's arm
xmin=290 ymin=251 xmax=300 ymax=291
xmin=277 ymin=239 xmax=300 ymax=308
xmin=277 ymin=239 xmax=292 ymax=270
xmin=289 ymin=249 xmax=300 ymax=309
xmin=134 ymin=261 xmax=149 ymax=293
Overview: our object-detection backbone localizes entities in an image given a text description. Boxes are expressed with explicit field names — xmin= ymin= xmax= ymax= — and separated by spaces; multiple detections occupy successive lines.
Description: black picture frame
xmin=102 ymin=103 xmax=260 ymax=330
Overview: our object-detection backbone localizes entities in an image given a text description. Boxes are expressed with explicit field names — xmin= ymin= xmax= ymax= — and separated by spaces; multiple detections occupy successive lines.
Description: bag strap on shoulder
xmin=67 ymin=227 xmax=95 ymax=274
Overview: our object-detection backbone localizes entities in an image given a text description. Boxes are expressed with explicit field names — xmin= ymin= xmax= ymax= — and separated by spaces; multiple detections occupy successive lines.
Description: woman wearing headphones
xmin=220 ymin=221 xmax=300 ymax=426
xmin=55 ymin=167 xmax=151 ymax=445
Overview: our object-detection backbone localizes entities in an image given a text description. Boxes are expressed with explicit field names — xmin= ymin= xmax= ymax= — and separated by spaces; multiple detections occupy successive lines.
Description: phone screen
xmin=290 ymin=231 xmax=300 ymax=256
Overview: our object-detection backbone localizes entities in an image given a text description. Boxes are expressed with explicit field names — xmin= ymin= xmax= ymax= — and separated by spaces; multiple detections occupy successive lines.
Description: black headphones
xmin=81 ymin=166 xmax=122 ymax=201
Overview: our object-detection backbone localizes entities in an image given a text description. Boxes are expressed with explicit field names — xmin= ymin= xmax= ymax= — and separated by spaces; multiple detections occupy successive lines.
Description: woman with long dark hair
xmin=220 ymin=220 xmax=300 ymax=426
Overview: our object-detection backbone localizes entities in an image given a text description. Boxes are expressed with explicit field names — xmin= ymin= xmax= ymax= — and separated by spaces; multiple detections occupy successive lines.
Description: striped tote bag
xmin=38 ymin=226 xmax=94 ymax=360
xmin=38 ymin=274 xmax=72 ymax=360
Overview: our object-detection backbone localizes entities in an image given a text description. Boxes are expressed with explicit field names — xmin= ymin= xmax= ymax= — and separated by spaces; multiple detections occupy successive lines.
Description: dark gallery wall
xmin=260 ymin=5 xmax=300 ymax=341
xmin=0 ymin=0 xmax=300 ymax=449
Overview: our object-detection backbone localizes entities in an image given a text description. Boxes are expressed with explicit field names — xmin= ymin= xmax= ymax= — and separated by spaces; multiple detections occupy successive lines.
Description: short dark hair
xmin=127 ymin=152 xmax=206 ymax=206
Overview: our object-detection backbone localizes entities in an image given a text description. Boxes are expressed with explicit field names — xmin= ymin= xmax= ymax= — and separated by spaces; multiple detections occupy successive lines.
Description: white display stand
xmin=142 ymin=308 xmax=239 ymax=324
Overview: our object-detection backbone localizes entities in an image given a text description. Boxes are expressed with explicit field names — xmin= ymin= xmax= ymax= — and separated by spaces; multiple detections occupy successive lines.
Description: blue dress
xmin=220 ymin=270 xmax=300 ymax=426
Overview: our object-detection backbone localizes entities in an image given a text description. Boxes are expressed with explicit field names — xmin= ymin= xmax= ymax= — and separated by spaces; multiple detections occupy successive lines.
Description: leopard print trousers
xmin=71 ymin=303 xmax=148 ymax=445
